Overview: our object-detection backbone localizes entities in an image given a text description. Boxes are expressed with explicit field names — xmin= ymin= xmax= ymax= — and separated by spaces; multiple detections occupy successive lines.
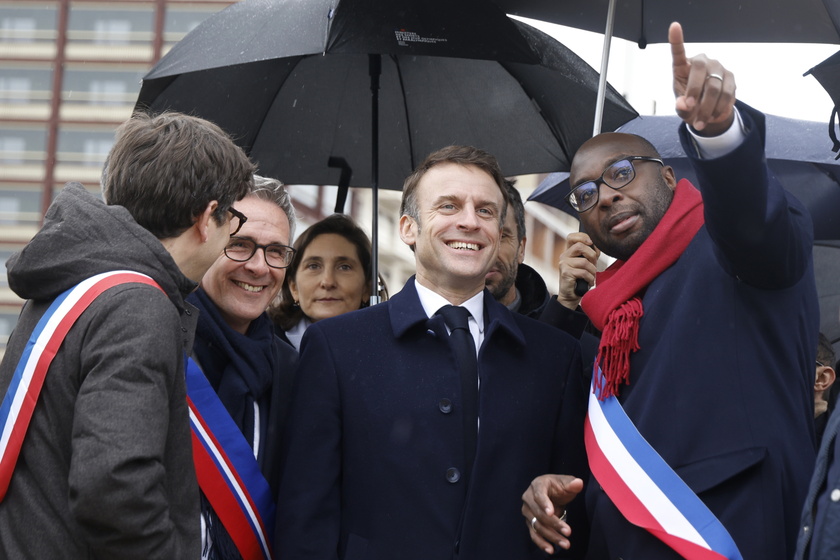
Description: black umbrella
xmin=529 ymin=112 xmax=840 ymax=241
xmin=497 ymin=0 xmax=840 ymax=137
xmin=805 ymin=50 xmax=840 ymax=158
xmin=497 ymin=0 xmax=840 ymax=47
xmin=135 ymin=0 xmax=637 ymax=301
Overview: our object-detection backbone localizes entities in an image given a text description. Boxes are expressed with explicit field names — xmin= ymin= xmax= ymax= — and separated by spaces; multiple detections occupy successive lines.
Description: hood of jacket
xmin=7 ymin=182 xmax=196 ymax=305
xmin=514 ymin=263 xmax=551 ymax=318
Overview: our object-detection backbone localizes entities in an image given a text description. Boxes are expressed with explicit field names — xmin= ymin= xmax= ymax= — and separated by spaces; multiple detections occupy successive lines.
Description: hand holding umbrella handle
xmin=574 ymin=278 xmax=590 ymax=297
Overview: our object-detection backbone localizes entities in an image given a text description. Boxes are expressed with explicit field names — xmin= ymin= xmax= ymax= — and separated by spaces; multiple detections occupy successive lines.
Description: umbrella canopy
xmin=497 ymin=0 xmax=840 ymax=137
xmin=135 ymin=0 xmax=637 ymax=190
xmin=805 ymin=50 xmax=840 ymax=157
xmin=529 ymin=112 xmax=840 ymax=241
xmin=497 ymin=0 xmax=840 ymax=47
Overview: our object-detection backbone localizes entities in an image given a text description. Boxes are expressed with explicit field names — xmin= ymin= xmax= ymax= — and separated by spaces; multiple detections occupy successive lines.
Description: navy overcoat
xmin=276 ymin=279 xmax=586 ymax=560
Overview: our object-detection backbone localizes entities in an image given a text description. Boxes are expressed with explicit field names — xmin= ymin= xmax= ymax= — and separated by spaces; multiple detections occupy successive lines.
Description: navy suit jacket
xmin=583 ymin=104 xmax=819 ymax=559
xmin=275 ymin=279 xmax=586 ymax=560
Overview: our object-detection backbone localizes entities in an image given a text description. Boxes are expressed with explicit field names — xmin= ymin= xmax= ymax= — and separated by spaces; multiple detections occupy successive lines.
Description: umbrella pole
xmin=592 ymin=0 xmax=618 ymax=136
xmin=369 ymin=54 xmax=381 ymax=305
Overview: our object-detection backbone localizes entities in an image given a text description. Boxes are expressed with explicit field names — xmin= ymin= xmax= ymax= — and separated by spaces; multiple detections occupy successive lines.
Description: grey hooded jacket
xmin=0 ymin=183 xmax=200 ymax=559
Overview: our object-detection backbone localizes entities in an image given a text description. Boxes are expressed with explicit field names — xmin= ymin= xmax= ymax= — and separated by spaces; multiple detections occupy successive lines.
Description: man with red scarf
xmin=522 ymin=22 xmax=819 ymax=560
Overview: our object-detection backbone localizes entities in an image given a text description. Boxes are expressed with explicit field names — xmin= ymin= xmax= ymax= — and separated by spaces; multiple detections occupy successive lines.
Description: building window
xmin=0 ymin=16 xmax=36 ymax=42
xmin=89 ymin=80 xmax=127 ymax=105
xmin=83 ymin=138 xmax=113 ymax=167
xmin=0 ymin=77 xmax=32 ymax=104
xmin=93 ymin=19 xmax=131 ymax=45
xmin=0 ymin=137 xmax=25 ymax=164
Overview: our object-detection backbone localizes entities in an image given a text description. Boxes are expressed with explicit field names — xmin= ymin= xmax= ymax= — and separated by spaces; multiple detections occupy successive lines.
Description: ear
xmin=662 ymin=165 xmax=678 ymax=191
xmin=288 ymin=278 xmax=300 ymax=302
xmin=517 ymin=235 xmax=527 ymax=265
xmin=399 ymin=214 xmax=417 ymax=248
xmin=816 ymin=365 xmax=836 ymax=393
xmin=195 ymin=201 xmax=220 ymax=243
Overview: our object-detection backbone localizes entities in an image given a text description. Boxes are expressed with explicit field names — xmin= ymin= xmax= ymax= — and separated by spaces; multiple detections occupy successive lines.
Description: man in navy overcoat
xmin=523 ymin=23 xmax=819 ymax=560
xmin=275 ymin=146 xmax=586 ymax=560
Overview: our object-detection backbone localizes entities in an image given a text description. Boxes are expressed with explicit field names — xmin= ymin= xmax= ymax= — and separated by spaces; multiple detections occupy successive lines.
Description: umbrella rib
xmin=391 ymin=55 xmax=416 ymax=172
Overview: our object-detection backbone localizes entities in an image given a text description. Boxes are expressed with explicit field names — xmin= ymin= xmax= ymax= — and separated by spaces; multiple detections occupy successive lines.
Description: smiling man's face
xmin=400 ymin=162 xmax=504 ymax=300
xmin=200 ymin=195 xmax=290 ymax=334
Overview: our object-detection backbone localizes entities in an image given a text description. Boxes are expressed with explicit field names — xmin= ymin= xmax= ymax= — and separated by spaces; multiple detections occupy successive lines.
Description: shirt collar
xmin=415 ymin=281 xmax=485 ymax=334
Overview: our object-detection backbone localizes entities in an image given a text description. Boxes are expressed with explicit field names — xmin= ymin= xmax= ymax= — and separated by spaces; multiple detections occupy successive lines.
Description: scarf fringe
xmin=595 ymin=298 xmax=643 ymax=400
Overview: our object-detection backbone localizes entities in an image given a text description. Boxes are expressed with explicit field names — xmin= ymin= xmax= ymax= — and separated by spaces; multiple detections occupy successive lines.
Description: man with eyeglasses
xmin=523 ymin=23 xmax=818 ymax=560
xmin=0 ymin=112 xmax=254 ymax=559
xmin=184 ymin=174 xmax=299 ymax=560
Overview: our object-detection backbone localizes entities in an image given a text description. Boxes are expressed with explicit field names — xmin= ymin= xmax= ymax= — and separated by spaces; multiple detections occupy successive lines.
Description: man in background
xmin=485 ymin=179 xmax=551 ymax=319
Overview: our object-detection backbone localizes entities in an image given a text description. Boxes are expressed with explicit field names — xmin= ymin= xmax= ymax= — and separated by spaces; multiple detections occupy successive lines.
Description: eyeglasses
xmin=817 ymin=360 xmax=828 ymax=368
xmin=228 ymin=207 xmax=248 ymax=237
xmin=566 ymin=156 xmax=664 ymax=213
xmin=224 ymin=236 xmax=296 ymax=269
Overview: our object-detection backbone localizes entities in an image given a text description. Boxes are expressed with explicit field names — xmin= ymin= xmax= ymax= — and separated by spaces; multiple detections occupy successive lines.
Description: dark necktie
xmin=437 ymin=305 xmax=478 ymax=473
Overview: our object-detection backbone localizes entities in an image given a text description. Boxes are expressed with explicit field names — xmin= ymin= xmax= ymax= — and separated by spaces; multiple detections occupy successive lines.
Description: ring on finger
xmin=706 ymin=73 xmax=724 ymax=82
xmin=531 ymin=516 xmax=538 ymax=531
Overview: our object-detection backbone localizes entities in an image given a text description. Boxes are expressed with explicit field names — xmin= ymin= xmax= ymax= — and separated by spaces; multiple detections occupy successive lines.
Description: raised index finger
xmin=669 ymin=22 xmax=687 ymax=70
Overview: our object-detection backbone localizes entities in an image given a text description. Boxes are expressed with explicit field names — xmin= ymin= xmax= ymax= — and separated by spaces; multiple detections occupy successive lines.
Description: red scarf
xmin=580 ymin=179 xmax=705 ymax=399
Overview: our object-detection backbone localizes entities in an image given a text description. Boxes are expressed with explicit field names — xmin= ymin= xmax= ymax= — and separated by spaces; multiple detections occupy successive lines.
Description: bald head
xmin=570 ymin=132 xmax=676 ymax=261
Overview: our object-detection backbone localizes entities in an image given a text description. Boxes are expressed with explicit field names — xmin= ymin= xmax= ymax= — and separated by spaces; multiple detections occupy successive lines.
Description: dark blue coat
xmin=796 ymin=407 xmax=840 ymax=559
xmin=584 ymin=105 xmax=819 ymax=559
xmin=275 ymin=279 xmax=585 ymax=560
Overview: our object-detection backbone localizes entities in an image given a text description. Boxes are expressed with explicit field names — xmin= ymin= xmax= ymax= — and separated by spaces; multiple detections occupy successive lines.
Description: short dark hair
xmin=818 ymin=332 xmax=836 ymax=368
xmin=399 ymin=145 xmax=509 ymax=226
xmin=270 ymin=214 xmax=386 ymax=331
xmin=102 ymin=112 xmax=254 ymax=239
xmin=504 ymin=178 xmax=525 ymax=243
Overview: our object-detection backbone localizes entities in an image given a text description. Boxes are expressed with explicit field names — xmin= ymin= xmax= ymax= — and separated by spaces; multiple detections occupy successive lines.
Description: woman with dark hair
xmin=271 ymin=214 xmax=387 ymax=350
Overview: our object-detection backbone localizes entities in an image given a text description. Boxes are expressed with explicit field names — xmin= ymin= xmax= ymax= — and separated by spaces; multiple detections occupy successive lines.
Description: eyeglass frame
xmin=223 ymin=236 xmax=296 ymax=269
xmin=228 ymin=207 xmax=248 ymax=237
xmin=565 ymin=156 xmax=665 ymax=213
xmin=817 ymin=360 xmax=829 ymax=368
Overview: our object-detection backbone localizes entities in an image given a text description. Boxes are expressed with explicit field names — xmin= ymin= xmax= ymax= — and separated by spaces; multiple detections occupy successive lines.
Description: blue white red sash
xmin=584 ymin=365 xmax=744 ymax=560
xmin=186 ymin=358 xmax=274 ymax=560
xmin=0 ymin=271 xmax=161 ymax=501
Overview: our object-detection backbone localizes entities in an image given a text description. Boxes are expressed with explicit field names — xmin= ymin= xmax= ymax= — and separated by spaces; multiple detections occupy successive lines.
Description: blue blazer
xmin=584 ymin=104 xmax=819 ymax=559
xmin=275 ymin=279 xmax=586 ymax=560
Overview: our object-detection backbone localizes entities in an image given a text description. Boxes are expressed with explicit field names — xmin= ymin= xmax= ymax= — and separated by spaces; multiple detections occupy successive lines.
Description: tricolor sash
xmin=186 ymin=358 xmax=275 ymax=560
xmin=0 ymin=271 xmax=162 ymax=502
xmin=584 ymin=365 xmax=744 ymax=560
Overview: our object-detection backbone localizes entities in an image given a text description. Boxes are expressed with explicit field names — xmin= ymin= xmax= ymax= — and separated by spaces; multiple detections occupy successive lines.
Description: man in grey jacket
xmin=0 ymin=112 xmax=254 ymax=559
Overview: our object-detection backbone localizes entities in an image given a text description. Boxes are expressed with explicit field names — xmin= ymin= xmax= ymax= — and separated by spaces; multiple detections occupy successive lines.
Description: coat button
xmin=438 ymin=398 xmax=452 ymax=413
xmin=426 ymin=329 xmax=436 ymax=337
xmin=832 ymin=489 xmax=840 ymax=502
xmin=445 ymin=467 xmax=461 ymax=483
